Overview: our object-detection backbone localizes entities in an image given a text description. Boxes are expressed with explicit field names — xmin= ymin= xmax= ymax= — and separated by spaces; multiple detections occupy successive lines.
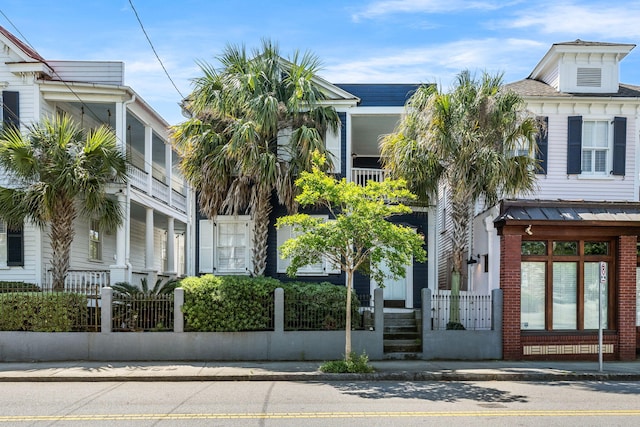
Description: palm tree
xmin=381 ymin=71 xmax=539 ymax=326
xmin=0 ymin=114 xmax=127 ymax=291
xmin=171 ymin=40 xmax=341 ymax=276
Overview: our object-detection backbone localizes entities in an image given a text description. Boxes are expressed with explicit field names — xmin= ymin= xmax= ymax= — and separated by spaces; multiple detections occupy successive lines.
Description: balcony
xmin=127 ymin=165 xmax=187 ymax=213
xmin=351 ymin=167 xmax=389 ymax=186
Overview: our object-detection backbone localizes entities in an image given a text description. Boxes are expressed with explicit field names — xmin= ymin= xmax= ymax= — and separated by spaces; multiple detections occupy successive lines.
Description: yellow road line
xmin=1 ymin=410 xmax=640 ymax=421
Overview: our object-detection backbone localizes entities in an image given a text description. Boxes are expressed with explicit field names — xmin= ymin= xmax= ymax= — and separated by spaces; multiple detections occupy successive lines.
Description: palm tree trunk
xmin=251 ymin=188 xmax=272 ymax=276
xmin=448 ymin=196 xmax=470 ymax=327
xmin=49 ymin=197 xmax=76 ymax=291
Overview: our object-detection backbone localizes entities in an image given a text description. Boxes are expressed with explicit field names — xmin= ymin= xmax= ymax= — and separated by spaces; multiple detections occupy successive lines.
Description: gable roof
xmin=0 ymin=25 xmax=46 ymax=63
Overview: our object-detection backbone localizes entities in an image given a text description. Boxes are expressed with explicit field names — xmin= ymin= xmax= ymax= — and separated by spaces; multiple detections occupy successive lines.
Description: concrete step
xmin=384 ymin=318 xmax=417 ymax=327
xmin=384 ymin=312 xmax=416 ymax=320
xmin=384 ymin=325 xmax=419 ymax=334
xmin=382 ymin=352 xmax=421 ymax=360
xmin=383 ymin=331 xmax=421 ymax=340
xmin=384 ymin=339 xmax=421 ymax=353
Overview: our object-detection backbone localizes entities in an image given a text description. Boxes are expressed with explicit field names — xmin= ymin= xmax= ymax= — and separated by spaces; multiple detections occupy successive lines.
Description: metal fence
xmin=111 ymin=292 xmax=174 ymax=332
xmin=284 ymin=293 xmax=373 ymax=331
xmin=431 ymin=292 xmax=492 ymax=330
xmin=0 ymin=284 xmax=101 ymax=332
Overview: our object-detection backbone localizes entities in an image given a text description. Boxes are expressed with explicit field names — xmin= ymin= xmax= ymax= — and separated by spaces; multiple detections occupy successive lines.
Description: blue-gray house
xmin=196 ymin=80 xmax=436 ymax=310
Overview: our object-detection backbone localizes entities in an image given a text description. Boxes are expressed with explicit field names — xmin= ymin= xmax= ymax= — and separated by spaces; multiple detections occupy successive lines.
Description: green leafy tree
xmin=381 ymin=70 xmax=539 ymax=326
xmin=0 ymin=114 xmax=127 ymax=291
xmin=172 ymin=40 xmax=341 ymax=276
xmin=276 ymin=153 xmax=426 ymax=358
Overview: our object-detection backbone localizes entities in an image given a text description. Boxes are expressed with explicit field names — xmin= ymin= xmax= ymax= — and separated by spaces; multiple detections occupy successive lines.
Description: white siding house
xmin=0 ymin=25 xmax=193 ymax=288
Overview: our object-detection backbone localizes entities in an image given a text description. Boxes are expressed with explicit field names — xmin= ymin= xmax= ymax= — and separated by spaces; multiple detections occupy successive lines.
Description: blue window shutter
xmin=567 ymin=116 xmax=582 ymax=174
xmin=612 ymin=116 xmax=626 ymax=176
xmin=338 ymin=112 xmax=346 ymax=178
xmin=2 ymin=91 xmax=19 ymax=129
xmin=535 ymin=116 xmax=548 ymax=174
xmin=7 ymin=226 xmax=23 ymax=266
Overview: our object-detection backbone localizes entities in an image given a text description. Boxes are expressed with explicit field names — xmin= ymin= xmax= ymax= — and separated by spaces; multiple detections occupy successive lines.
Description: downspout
xmin=123 ymin=94 xmax=136 ymax=282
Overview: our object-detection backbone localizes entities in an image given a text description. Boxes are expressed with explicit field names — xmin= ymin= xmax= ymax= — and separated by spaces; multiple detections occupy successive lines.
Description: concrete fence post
xmin=274 ymin=287 xmax=284 ymax=333
xmin=174 ymin=287 xmax=184 ymax=333
xmin=491 ymin=288 xmax=503 ymax=331
xmin=373 ymin=288 xmax=384 ymax=356
xmin=422 ymin=288 xmax=432 ymax=332
xmin=101 ymin=286 xmax=112 ymax=333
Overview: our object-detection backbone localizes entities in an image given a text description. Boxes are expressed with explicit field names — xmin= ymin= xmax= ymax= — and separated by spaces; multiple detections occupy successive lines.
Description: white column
xmin=115 ymin=101 xmax=126 ymax=153
xmin=166 ymin=143 xmax=173 ymax=206
xmin=145 ymin=126 xmax=153 ymax=193
xmin=167 ymin=217 xmax=175 ymax=274
xmin=115 ymin=192 xmax=126 ymax=267
xmin=145 ymin=207 xmax=155 ymax=271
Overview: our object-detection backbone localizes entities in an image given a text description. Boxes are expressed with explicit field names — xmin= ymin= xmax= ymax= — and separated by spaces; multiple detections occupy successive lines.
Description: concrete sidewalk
xmin=0 ymin=359 xmax=639 ymax=382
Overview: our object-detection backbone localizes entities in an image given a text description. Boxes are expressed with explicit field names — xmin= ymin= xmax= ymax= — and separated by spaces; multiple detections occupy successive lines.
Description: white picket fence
xmin=431 ymin=290 xmax=492 ymax=330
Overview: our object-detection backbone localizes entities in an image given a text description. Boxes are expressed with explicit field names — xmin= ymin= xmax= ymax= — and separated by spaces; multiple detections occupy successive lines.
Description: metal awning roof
xmin=495 ymin=200 xmax=640 ymax=224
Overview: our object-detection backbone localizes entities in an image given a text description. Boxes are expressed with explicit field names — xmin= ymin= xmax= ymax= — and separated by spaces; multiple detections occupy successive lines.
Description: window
xmin=276 ymin=215 xmax=340 ymax=276
xmin=567 ymin=116 xmax=626 ymax=176
xmin=0 ymin=221 xmax=24 ymax=267
xmin=581 ymin=120 xmax=610 ymax=174
xmin=198 ymin=216 xmax=252 ymax=275
xmin=89 ymin=220 xmax=102 ymax=261
xmin=520 ymin=239 xmax=613 ymax=331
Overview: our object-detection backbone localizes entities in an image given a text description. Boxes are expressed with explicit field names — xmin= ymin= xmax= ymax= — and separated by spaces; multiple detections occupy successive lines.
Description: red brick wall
xmin=501 ymin=234 xmax=522 ymax=360
xmin=617 ymin=235 xmax=637 ymax=360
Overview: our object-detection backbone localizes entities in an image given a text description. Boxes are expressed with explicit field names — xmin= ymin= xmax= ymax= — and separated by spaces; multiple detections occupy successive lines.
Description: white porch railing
xmin=44 ymin=270 xmax=110 ymax=293
xmin=351 ymin=168 xmax=389 ymax=186
xmin=431 ymin=291 xmax=492 ymax=330
xmin=127 ymin=164 xmax=148 ymax=191
xmin=152 ymin=177 xmax=170 ymax=202
xmin=171 ymin=189 xmax=187 ymax=212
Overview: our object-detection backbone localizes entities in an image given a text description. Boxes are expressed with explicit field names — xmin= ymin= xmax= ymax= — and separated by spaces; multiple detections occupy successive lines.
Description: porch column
xmin=145 ymin=207 xmax=155 ymax=272
xmin=145 ymin=126 xmax=153 ymax=192
xmin=165 ymin=143 xmax=173 ymax=206
xmin=109 ymin=192 xmax=129 ymax=284
xmin=166 ymin=217 xmax=176 ymax=275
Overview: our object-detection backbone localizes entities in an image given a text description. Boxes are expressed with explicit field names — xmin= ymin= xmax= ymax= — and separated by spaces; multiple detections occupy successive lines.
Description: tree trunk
xmin=49 ymin=197 xmax=76 ymax=291
xmin=448 ymin=195 xmax=470 ymax=327
xmin=345 ymin=269 xmax=353 ymax=359
xmin=251 ymin=188 xmax=272 ymax=276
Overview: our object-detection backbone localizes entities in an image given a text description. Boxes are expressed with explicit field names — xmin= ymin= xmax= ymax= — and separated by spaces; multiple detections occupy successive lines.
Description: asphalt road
xmin=1 ymin=380 xmax=639 ymax=426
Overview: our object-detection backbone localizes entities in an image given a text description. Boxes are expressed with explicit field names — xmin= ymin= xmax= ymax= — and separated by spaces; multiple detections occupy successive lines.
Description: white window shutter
xmin=325 ymin=218 xmax=341 ymax=274
xmin=276 ymin=225 xmax=292 ymax=273
xmin=198 ymin=219 xmax=214 ymax=273
xmin=325 ymin=128 xmax=341 ymax=174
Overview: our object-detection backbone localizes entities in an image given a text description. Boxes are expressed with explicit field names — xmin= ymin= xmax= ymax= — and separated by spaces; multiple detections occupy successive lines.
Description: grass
xmin=319 ymin=352 xmax=375 ymax=373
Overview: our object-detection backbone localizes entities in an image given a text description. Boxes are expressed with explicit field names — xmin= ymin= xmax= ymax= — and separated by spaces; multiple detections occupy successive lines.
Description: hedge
xmin=0 ymin=292 xmax=88 ymax=332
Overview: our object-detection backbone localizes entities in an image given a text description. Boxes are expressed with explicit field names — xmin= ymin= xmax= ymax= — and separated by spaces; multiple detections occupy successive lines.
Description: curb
xmin=1 ymin=371 xmax=639 ymax=382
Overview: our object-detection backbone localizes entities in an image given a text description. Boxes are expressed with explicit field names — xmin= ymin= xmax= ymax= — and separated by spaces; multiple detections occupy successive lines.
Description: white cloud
xmin=504 ymin=2 xmax=640 ymax=39
xmin=321 ymin=38 xmax=546 ymax=86
xmin=352 ymin=0 xmax=513 ymax=21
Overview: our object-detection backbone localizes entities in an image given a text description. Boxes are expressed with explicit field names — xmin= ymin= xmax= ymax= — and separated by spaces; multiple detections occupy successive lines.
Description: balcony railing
xmin=127 ymin=164 xmax=148 ymax=191
xmin=44 ymin=269 xmax=110 ymax=293
xmin=126 ymin=164 xmax=187 ymax=212
xmin=351 ymin=168 xmax=389 ymax=186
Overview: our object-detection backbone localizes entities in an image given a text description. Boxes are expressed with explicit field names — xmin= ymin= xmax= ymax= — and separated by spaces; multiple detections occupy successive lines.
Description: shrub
xmin=0 ymin=281 xmax=40 ymax=293
xmin=319 ymin=352 xmax=375 ymax=373
xmin=0 ymin=292 xmax=88 ymax=332
xmin=181 ymin=275 xmax=280 ymax=332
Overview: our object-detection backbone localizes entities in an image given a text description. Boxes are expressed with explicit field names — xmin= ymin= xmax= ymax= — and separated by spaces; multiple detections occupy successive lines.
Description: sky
xmin=2 ymin=0 xmax=640 ymax=125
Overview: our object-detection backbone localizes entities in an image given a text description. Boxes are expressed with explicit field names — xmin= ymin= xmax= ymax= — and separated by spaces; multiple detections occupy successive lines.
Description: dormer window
xmin=576 ymin=68 xmax=602 ymax=88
